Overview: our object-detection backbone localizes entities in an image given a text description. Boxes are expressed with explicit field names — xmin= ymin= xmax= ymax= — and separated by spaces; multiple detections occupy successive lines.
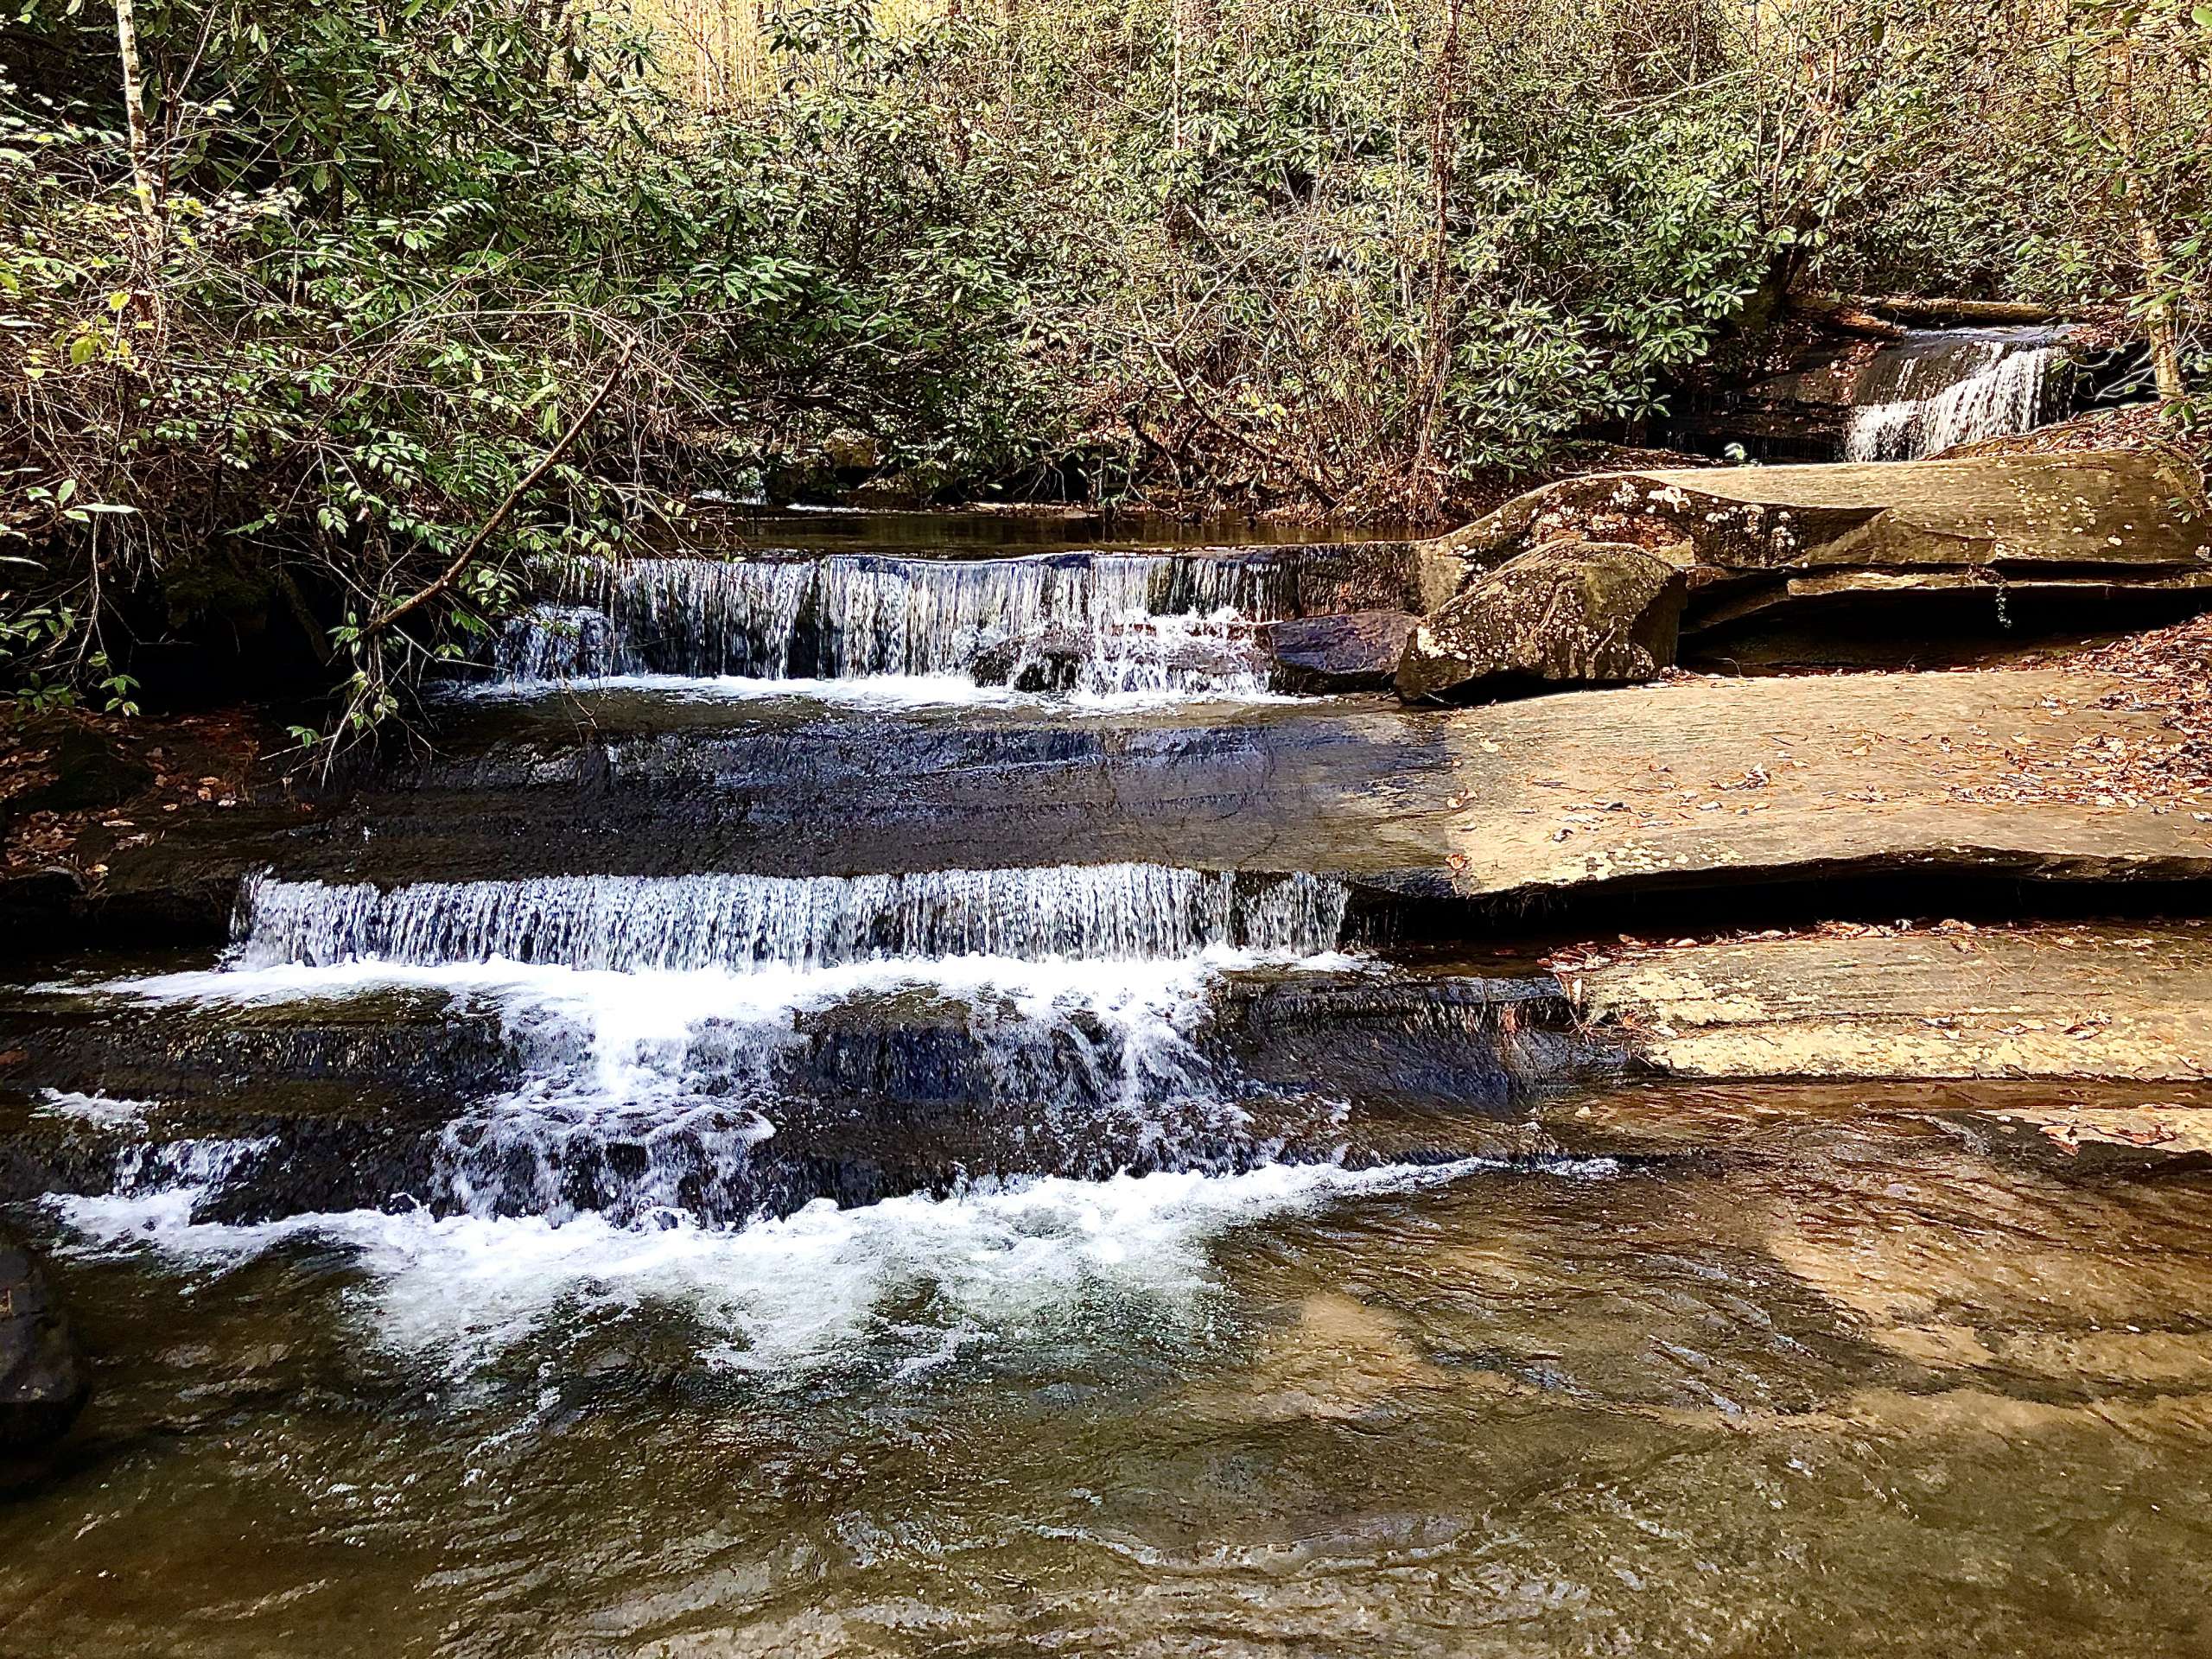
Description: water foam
xmin=35 ymin=1088 xmax=156 ymax=1128
xmin=1845 ymin=334 xmax=2069 ymax=461
xmin=68 ymin=864 xmax=1385 ymax=1308
xmin=50 ymin=1155 xmax=1606 ymax=1376
xmin=107 ymin=887 xmax=1360 ymax=1225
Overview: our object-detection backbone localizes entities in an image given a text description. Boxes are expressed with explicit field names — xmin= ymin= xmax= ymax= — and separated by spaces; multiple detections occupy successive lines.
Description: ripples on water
xmin=9 ymin=1087 xmax=2212 ymax=1657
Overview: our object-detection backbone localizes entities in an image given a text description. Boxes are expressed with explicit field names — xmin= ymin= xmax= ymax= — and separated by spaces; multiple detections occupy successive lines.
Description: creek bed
xmin=10 ymin=509 xmax=2210 ymax=1656
xmin=5 ymin=1081 xmax=2212 ymax=1656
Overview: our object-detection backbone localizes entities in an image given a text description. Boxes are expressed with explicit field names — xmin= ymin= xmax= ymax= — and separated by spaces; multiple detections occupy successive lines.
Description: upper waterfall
xmin=490 ymin=550 xmax=1296 ymax=695
xmin=1844 ymin=328 xmax=2071 ymax=461
xmin=232 ymin=866 xmax=1352 ymax=973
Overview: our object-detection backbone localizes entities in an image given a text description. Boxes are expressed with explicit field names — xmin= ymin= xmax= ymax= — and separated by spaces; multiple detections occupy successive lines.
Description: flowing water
xmin=7 ymin=518 xmax=2212 ymax=1656
xmin=1843 ymin=327 xmax=2073 ymax=461
xmin=484 ymin=543 xmax=1398 ymax=701
xmin=7 ymin=1082 xmax=2212 ymax=1656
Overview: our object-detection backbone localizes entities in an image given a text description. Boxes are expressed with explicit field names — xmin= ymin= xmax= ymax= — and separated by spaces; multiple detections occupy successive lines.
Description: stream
xmin=8 ymin=362 xmax=2212 ymax=1656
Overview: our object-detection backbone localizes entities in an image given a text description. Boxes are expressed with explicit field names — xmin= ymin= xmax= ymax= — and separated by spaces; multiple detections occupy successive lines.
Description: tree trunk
xmin=2130 ymin=212 xmax=2187 ymax=405
xmin=1408 ymin=0 xmax=1465 ymax=508
xmin=2107 ymin=34 xmax=2187 ymax=404
xmin=112 ymin=0 xmax=160 ymax=245
xmin=1796 ymin=294 xmax=2058 ymax=329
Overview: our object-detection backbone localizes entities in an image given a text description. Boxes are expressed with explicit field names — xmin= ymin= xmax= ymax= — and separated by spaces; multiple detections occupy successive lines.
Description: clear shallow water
xmin=7 ymin=1085 xmax=2212 ymax=1657
xmin=7 ymin=505 xmax=2200 ymax=1657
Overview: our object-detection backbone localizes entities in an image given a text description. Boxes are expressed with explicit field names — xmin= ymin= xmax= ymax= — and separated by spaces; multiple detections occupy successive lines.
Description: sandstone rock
xmin=1419 ymin=451 xmax=2209 ymax=593
xmin=1571 ymin=922 xmax=2212 ymax=1084
xmin=2 ymin=1226 xmax=88 ymax=1468
xmin=1260 ymin=612 xmax=1417 ymax=692
xmin=1396 ymin=542 xmax=1684 ymax=703
xmin=1410 ymin=452 xmax=2212 ymax=661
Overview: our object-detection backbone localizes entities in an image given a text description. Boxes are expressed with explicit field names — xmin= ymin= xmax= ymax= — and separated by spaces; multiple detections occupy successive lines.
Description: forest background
xmin=1 ymin=0 xmax=2206 ymax=729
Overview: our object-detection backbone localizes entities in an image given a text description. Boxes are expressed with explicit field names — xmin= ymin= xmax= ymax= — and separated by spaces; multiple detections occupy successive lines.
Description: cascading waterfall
xmin=232 ymin=866 xmax=1350 ymax=972
xmin=1845 ymin=332 xmax=2070 ymax=461
xmin=490 ymin=551 xmax=1293 ymax=695
xmin=159 ymin=865 xmax=1357 ymax=1225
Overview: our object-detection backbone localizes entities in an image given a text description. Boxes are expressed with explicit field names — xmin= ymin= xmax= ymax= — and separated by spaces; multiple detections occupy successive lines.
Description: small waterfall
xmin=1845 ymin=330 xmax=2070 ymax=461
xmin=111 ymin=1135 xmax=274 ymax=1195
xmin=490 ymin=551 xmax=1292 ymax=692
xmin=232 ymin=866 xmax=1351 ymax=972
xmin=198 ymin=865 xmax=1356 ymax=1228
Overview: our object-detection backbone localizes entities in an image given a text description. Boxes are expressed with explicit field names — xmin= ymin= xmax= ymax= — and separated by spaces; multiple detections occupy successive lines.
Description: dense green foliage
xmin=1 ymin=0 xmax=2205 ymax=731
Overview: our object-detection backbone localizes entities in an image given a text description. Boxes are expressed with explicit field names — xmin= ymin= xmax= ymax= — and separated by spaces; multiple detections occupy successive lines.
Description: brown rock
xmin=1396 ymin=542 xmax=1684 ymax=704
xmin=2 ymin=1225 xmax=88 ymax=1471
xmin=1420 ymin=452 xmax=2209 ymax=594
xmin=1260 ymin=612 xmax=1417 ymax=692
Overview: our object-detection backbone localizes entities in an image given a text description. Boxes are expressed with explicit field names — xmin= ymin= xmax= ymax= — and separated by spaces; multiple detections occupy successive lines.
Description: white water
xmin=454 ymin=669 xmax=1308 ymax=715
xmin=490 ymin=552 xmax=1288 ymax=698
xmin=35 ymin=1088 xmax=156 ymax=1128
xmin=51 ymin=845 xmax=1448 ymax=1378
xmin=86 ymin=865 xmax=1360 ymax=1232
xmin=232 ymin=866 xmax=1351 ymax=974
xmin=50 ymin=1155 xmax=1613 ymax=1377
xmin=1845 ymin=334 xmax=2068 ymax=461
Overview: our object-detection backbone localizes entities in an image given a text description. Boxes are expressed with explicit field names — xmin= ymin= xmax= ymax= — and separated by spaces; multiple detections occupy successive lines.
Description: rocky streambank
xmin=3 ymin=439 xmax=2212 ymax=1483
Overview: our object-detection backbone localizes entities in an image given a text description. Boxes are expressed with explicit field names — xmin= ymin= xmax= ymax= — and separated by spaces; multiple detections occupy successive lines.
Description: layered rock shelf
xmin=1401 ymin=452 xmax=2210 ymax=699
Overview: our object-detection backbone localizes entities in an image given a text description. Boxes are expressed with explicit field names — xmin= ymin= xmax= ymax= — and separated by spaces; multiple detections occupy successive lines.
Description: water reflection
xmin=7 ymin=1084 xmax=2212 ymax=1656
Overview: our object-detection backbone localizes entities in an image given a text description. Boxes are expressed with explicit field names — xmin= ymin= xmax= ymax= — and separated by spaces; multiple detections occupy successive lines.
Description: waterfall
xmin=232 ymin=866 xmax=1351 ymax=972
xmin=490 ymin=551 xmax=1292 ymax=692
xmin=194 ymin=864 xmax=1357 ymax=1227
xmin=1845 ymin=332 xmax=2069 ymax=461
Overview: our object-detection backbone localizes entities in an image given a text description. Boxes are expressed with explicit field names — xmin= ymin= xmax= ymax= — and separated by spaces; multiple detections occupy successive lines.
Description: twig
xmin=355 ymin=345 xmax=632 ymax=644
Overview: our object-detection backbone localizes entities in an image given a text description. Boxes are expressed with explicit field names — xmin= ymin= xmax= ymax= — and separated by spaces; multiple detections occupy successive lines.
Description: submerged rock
xmin=1396 ymin=542 xmax=1684 ymax=703
xmin=966 ymin=620 xmax=1266 ymax=695
xmin=1 ymin=1226 xmax=88 ymax=1467
xmin=1260 ymin=611 xmax=1417 ymax=692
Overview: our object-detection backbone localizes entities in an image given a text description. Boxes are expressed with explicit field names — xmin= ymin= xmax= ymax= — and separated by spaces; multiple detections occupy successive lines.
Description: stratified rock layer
xmin=1569 ymin=922 xmax=2212 ymax=1082
xmin=1260 ymin=611 xmax=1417 ymax=692
xmin=1410 ymin=453 xmax=2212 ymax=650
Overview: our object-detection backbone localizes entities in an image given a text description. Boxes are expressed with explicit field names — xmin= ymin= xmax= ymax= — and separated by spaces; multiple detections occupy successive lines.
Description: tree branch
xmin=356 ymin=345 xmax=632 ymax=644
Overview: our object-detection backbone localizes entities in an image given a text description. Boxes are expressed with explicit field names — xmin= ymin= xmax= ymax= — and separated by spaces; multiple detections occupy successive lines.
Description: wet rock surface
xmin=1396 ymin=541 xmax=1685 ymax=702
xmin=41 ymin=663 xmax=2212 ymax=932
xmin=0 ymin=965 xmax=1621 ymax=1228
xmin=0 ymin=1225 xmax=88 ymax=1464
xmin=965 ymin=620 xmax=1263 ymax=693
xmin=1259 ymin=610 xmax=1418 ymax=691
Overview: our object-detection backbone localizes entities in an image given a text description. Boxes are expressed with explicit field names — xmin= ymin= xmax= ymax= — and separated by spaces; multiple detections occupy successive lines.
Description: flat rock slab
xmin=1423 ymin=452 xmax=2209 ymax=588
xmin=67 ymin=668 xmax=2212 ymax=926
xmin=1570 ymin=921 xmax=2212 ymax=1081
xmin=1433 ymin=668 xmax=2212 ymax=902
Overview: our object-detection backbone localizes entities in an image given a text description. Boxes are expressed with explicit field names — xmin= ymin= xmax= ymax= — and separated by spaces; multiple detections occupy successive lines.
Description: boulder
xmin=2 ymin=1226 xmax=88 ymax=1468
xmin=1260 ymin=612 xmax=1418 ymax=692
xmin=1421 ymin=452 xmax=2209 ymax=593
xmin=1411 ymin=452 xmax=2212 ymax=658
xmin=970 ymin=626 xmax=1088 ymax=692
xmin=968 ymin=622 xmax=1264 ymax=694
xmin=1396 ymin=542 xmax=1685 ymax=703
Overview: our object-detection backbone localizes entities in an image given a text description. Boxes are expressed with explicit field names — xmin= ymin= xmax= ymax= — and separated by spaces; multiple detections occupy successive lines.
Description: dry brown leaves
xmin=1940 ymin=613 xmax=2212 ymax=814
xmin=0 ymin=709 xmax=270 ymax=882
xmin=1538 ymin=915 xmax=2207 ymax=976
